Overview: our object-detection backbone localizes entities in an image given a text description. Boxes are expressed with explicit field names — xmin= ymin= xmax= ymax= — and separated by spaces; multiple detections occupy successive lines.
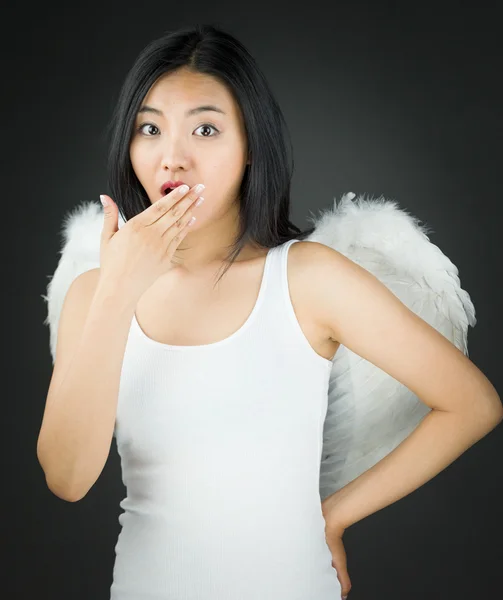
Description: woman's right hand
xmin=97 ymin=183 xmax=205 ymax=299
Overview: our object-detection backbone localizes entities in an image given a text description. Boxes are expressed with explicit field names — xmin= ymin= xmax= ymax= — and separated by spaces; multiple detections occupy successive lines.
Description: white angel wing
xmin=305 ymin=192 xmax=477 ymax=502
xmin=41 ymin=201 xmax=126 ymax=364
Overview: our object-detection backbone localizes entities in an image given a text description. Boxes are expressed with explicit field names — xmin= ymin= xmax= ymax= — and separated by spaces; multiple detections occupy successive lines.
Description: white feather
xmin=41 ymin=201 xmax=126 ymax=363
xmin=304 ymin=193 xmax=476 ymax=501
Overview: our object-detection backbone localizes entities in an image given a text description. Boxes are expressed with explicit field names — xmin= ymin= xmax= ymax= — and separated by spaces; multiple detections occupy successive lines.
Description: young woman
xmin=37 ymin=24 xmax=502 ymax=600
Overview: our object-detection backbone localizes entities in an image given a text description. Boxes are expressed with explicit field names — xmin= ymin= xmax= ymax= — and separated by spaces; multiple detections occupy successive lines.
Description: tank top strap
xmin=259 ymin=238 xmax=302 ymax=315
xmin=267 ymin=238 xmax=301 ymax=281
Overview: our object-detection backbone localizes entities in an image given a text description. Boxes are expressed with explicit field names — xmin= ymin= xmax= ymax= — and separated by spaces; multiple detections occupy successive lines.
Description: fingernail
xmin=100 ymin=195 xmax=108 ymax=207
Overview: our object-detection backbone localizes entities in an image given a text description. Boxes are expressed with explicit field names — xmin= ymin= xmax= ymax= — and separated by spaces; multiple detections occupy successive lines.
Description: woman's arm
xmin=306 ymin=241 xmax=502 ymax=529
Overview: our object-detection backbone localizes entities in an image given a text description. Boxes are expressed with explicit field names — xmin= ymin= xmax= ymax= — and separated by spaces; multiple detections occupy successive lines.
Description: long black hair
xmin=105 ymin=23 xmax=315 ymax=286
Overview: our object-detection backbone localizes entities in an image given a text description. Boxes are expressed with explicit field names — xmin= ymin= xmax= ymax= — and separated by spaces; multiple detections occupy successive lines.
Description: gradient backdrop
xmin=2 ymin=1 xmax=501 ymax=599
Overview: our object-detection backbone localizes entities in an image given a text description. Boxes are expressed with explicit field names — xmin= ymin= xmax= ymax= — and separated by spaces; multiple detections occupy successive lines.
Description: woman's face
xmin=129 ymin=68 xmax=250 ymax=228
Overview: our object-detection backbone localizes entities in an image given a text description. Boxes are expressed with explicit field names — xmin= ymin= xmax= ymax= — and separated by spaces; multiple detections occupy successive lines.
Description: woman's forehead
xmin=141 ymin=70 xmax=243 ymax=124
xmin=145 ymin=70 xmax=231 ymax=108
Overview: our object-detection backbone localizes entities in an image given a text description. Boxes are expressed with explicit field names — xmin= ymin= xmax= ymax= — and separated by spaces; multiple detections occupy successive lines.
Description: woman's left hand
xmin=321 ymin=493 xmax=352 ymax=599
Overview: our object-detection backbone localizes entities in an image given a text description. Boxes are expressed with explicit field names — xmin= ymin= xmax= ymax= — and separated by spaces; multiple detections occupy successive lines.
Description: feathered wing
xmin=41 ymin=201 xmax=126 ymax=364
xmin=305 ymin=192 xmax=476 ymax=503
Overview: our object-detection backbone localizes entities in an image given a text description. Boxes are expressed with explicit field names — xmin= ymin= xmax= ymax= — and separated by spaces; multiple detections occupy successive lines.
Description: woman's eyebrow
xmin=137 ymin=104 xmax=226 ymax=117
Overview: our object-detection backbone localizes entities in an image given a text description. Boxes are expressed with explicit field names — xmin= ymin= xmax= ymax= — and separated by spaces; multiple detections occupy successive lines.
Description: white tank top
xmin=110 ymin=238 xmax=341 ymax=600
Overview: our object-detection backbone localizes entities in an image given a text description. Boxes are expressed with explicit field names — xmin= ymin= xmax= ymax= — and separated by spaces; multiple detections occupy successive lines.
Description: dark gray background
xmin=2 ymin=1 xmax=502 ymax=599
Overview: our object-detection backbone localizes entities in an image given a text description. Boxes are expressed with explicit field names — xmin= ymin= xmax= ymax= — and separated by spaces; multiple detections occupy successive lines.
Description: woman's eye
xmin=194 ymin=124 xmax=219 ymax=137
xmin=136 ymin=123 xmax=219 ymax=137
xmin=137 ymin=123 xmax=159 ymax=136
